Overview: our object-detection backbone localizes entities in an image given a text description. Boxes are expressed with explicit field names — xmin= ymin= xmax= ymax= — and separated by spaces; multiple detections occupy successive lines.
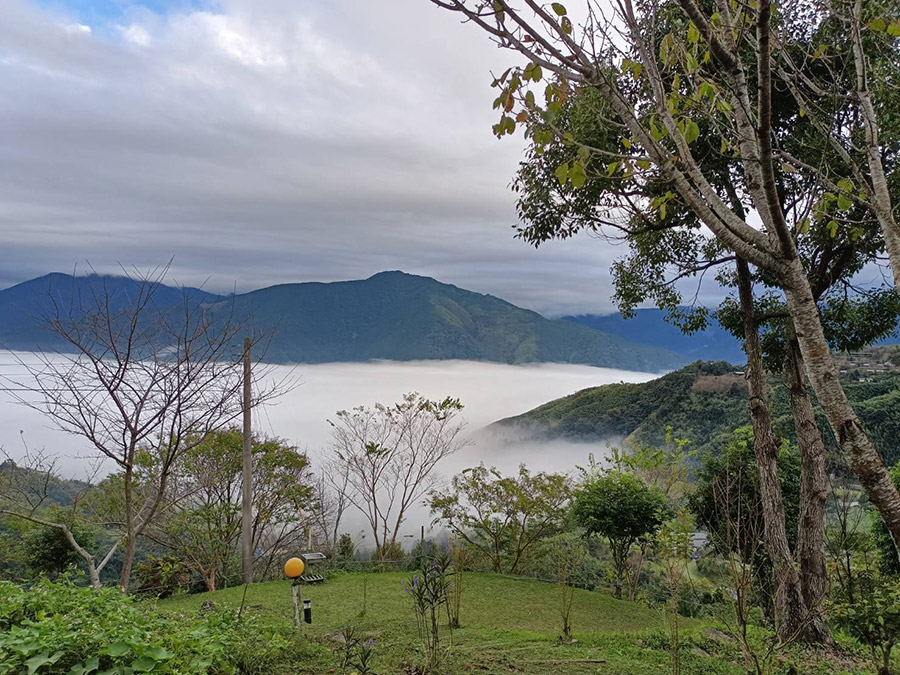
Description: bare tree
xmin=308 ymin=457 xmax=352 ymax=558
xmin=2 ymin=267 xmax=283 ymax=589
xmin=0 ymin=446 xmax=111 ymax=588
xmin=329 ymin=392 xmax=468 ymax=559
xmin=426 ymin=0 xmax=900 ymax=556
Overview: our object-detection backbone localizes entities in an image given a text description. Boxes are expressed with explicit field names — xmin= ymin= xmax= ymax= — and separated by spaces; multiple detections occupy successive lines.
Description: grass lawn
xmin=156 ymin=572 xmax=869 ymax=674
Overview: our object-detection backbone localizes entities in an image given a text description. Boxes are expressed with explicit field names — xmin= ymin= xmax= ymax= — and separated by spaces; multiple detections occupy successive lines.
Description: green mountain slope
xmin=492 ymin=360 xmax=900 ymax=462
xmin=204 ymin=271 xmax=686 ymax=370
xmin=1 ymin=271 xmax=684 ymax=370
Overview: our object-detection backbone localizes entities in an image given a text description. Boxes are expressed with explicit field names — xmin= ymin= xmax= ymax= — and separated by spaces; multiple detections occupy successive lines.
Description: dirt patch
xmin=691 ymin=373 xmax=745 ymax=394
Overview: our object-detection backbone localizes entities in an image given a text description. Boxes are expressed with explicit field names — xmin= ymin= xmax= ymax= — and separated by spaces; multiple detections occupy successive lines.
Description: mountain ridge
xmin=0 ymin=271 xmax=686 ymax=372
xmin=490 ymin=358 xmax=900 ymax=462
xmin=564 ymin=307 xmax=900 ymax=363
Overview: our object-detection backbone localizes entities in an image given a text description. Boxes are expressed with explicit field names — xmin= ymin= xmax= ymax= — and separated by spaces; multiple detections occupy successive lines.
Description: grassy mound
xmin=159 ymin=571 xmax=738 ymax=674
xmin=157 ymin=571 xmax=877 ymax=674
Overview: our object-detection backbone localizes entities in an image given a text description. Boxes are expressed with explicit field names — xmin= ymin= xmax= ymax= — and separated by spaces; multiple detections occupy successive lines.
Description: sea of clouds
xmin=0 ymin=353 xmax=657 ymax=540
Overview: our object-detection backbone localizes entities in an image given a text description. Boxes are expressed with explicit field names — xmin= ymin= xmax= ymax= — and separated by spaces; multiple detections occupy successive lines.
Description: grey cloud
xmin=0 ymin=0 xmax=723 ymax=315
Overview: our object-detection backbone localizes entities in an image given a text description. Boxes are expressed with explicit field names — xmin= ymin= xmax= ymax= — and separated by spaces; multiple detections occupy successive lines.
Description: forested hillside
xmin=493 ymin=358 xmax=900 ymax=463
xmin=0 ymin=271 xmax=686 ymax=371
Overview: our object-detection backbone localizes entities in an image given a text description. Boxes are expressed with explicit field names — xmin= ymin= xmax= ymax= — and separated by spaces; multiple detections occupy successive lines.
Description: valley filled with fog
xmin=0 ymin=352 xmax=657 ymax=539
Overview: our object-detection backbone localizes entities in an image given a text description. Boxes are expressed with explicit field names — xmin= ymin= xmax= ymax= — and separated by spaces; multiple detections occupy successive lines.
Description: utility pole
xmin=241 ymin=337 xmax=253 ymax=585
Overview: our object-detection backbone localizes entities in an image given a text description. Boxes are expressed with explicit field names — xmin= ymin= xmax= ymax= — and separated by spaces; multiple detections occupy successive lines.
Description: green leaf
xmin=837 ymin=177 xmax=854 ymax=192
xmin=555 ymin=162 xmax=569 ymax=184
xmin=103 ymin=643 xmax=132 ymax=659
xmin=868 ymin=17 xmax=887 ymax=32
xmin=569 ymin=162 xmax=587 ymax=188
xmin=888 ymin=21 xmax=900 ymax=37
xmin=68 ymin=657 xmax=100 ymax=675
xmin=131 ymin=658 xmax=158 ymax=672
xmin=551 ymin=2 xmax=567 ymax=16
xmin=142 ymin=647 xmax=173 ymax=662
xmin=687 ymin=22 xmax=700 ymax=44
xmin=828 ymin=220 xmax=839 ymax=237
xmin=838 ymin=195 xmax=853 ymax=211
xmin=26 ymin=652 xmax=61 ymax=675
xmin=659 ymin=33 xmax=674 ymax=64
xmin=682 ymin=118 xmax=700 ymax=144
xmin=684 ymin=52 xmax=698 ymax=73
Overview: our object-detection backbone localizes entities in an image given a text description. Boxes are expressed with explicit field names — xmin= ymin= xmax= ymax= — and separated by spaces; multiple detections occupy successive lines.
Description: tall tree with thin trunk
xmin=427 ymin=0 xmax=900 ymax=557
xmin=737 ymin=258 xmax=825 ymax=642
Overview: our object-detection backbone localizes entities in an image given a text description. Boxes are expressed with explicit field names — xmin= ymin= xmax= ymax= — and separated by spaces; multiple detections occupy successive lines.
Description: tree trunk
xmin=205 ymin=568 xmax=216 ymax=593
xmin=849 ymin=0 xmax=900 ymax=290
xmin=737 ymin=259 xmax=810 ymax=641
xmin=784 ymin=260 xmax=900 ymax=555
xmin=119 ymin=467 xmax=136 ymax=591
xmin=87 ymin=561 xmax=101 ymax=589
xmin=784 ymin=333 xmax=831 ymax=643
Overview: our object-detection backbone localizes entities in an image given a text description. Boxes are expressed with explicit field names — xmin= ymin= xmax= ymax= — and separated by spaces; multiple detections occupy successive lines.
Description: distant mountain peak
xmin=1 ymin=271 xmax=687 ymax=371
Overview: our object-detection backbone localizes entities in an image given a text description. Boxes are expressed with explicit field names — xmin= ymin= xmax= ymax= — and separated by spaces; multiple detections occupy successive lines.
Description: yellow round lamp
xmin=284 ymin=557 xmax=305 ymax=579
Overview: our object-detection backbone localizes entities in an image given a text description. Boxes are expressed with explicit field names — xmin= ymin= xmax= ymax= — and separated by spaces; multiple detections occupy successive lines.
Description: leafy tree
xmin=428 ymin=0 xmax=900 ymax=562
xmin=429 ymin=464 xmax=570 ymax=574
xmin=875 ymin=462 xmax=900 ymax=576
xmin=572 ymin=469 xmax=670 ymax=598
xmin=337 ymin=533 xmax=356 ymax=561
xmin=655 ymin=510 xmax=696 ymax=675
xmin=144 ymin=429 xmax=313 ymax=591
xmin=608 ymin=426 xmax=694 ymax=499
xmin=688 ymin=426 xmax=801 ymax=620
xmin=689 ymin=427 xmax=800 ymax=559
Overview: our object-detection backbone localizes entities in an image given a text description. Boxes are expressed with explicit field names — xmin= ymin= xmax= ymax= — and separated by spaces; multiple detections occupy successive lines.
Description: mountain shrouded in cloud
xmin=0 ymin=270 xmax=685 ymax=371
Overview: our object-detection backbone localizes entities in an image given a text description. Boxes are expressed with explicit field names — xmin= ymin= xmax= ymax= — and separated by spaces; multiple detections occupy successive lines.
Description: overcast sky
xmin=0 ymin=0 xmax=722 ymax=315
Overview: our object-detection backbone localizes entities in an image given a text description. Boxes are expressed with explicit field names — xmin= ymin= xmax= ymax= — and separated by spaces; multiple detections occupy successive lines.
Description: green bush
xmin=23 ymin=519 xmax=96 ymax=578
xmin=133 ymin=555 xmax=192 ymax=598
xmin=0 ymin=575 xmax=304 ymax=674
xmin=831 ymin=573 xmax=900 ymax=675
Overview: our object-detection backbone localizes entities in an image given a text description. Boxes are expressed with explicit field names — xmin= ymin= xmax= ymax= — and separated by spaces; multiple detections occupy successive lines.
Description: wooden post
xmin=241 ymin=337 xmax=253 ymax=585
xmin=291 ymin=581 xmax=302 ymax=629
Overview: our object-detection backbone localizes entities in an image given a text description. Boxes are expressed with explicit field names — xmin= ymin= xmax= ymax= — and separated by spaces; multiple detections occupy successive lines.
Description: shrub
xmin=133 ymin=555 xmax=192 ymax=598
xmin=337 ymin=533 xmax=356 ymax=561
xmin=0 ymin=575 xmax=303 ymax=674
xmin=23 ymin=519 xmax=96 ymax=578
xmin=831 ymin=573 xmax=900 ymax=675
xmin=376 ymin=541 xmax=406 ymax=566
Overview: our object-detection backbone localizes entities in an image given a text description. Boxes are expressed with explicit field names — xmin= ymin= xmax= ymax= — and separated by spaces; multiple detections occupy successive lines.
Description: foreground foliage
xmin=0 ymin=576 xmax=307 ymax=674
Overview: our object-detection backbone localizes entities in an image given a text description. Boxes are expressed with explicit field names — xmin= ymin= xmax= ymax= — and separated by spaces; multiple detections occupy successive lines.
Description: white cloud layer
xmin=0 ymin=0 xmax=695 ymax=315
